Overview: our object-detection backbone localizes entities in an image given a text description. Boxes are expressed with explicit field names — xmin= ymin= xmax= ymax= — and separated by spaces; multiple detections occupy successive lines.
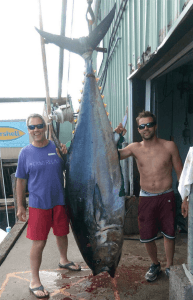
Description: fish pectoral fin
xmin=113 ymin=132 xmax=121 ymax=144
xmin=93 ymin=184 xmax=106 ymax=225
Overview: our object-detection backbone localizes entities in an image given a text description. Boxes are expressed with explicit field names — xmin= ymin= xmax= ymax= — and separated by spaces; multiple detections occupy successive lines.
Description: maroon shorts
xmin=27 ymin=205 xmax=70 ymax=241
xmin=138 ymin=191 xmax=176 ymax=243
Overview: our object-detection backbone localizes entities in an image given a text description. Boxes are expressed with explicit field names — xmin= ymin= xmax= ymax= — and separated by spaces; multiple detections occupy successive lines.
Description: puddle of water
xmin=39 ymin=271 xmax=62 ymax=290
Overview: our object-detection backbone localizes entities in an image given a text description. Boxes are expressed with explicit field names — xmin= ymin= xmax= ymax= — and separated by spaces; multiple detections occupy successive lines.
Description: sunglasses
xmin=28 ymin=124 xmax=44 ymax=130
xmin=138 ymin=121 xmax=156 ymax=130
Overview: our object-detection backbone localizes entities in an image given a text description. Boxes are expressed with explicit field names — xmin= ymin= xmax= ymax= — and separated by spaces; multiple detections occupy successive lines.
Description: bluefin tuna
xmin=36 ymin=4 xmax=126 ymax=277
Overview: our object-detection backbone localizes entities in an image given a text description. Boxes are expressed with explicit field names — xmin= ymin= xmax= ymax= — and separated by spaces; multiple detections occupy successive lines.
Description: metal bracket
xmin=49 ymin=104 xmax=74 ymax=123
xmin=95 ymin=47 xmax=107 ymax=53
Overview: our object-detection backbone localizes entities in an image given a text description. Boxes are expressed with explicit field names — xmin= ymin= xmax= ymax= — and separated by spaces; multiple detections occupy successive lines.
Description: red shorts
xmin=138 ymin=191 xmax=176 ymax=243
xmin=27 ymin=205 xmax=70 ymax=240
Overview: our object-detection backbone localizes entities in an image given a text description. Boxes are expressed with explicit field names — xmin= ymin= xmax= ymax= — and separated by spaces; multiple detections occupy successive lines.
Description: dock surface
xmin=0 ymin=222 xmax=188 ymax=300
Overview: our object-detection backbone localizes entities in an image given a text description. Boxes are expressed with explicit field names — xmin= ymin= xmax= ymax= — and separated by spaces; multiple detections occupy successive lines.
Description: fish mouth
xmin=93 ymin=266 xmax=115 ymax=277
xmin=91 ymin=229 xmax=123 ymax=277
xmin=92 ymin=261 xmax=118 ymax=278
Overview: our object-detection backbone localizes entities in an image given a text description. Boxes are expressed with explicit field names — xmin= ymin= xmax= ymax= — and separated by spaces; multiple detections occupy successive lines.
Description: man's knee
xmin=32 ymin=240 xmax=47 ymax=251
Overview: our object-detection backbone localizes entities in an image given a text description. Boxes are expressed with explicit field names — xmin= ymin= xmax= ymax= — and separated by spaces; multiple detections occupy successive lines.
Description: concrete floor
xmin=0 ymin=226 xmax=188 ymax=300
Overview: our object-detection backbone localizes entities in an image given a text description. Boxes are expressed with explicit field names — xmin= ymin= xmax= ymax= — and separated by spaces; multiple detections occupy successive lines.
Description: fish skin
xmin=65 ymin=59 xmax=125 ymax=277
xmin=36 ymin=4 xmax=125 ymax=277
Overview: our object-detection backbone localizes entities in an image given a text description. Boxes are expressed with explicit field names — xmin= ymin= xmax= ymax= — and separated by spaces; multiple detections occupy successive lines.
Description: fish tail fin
xmin=87 ymin=4 xmax=116 ymax=51
xmin=35 ymin=4 xmax=116 ymax=57
xmin=35 ymin=27 xmax=82 ymax=55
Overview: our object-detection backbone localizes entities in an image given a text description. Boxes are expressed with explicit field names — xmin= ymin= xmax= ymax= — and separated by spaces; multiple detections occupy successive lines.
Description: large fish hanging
xmin=36 ymin=4 xmax=126 ymax=278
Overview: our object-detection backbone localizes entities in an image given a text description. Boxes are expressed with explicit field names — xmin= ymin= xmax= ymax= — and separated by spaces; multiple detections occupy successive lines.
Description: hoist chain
xmin=86 ymin=0 xmax=95 ymax=33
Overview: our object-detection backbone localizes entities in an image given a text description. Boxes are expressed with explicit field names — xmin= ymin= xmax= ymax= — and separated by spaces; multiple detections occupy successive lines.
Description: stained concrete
xmin=169 ymin=265 xmax=193 ymax=300
xmin=0 ymin=221 xmax=188 ymax=300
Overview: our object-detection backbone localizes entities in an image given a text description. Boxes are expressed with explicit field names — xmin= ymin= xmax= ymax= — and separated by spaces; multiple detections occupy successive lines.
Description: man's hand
xmin=181 ymin=197 xmax=189 ymax=218
xmin=17 ymin=206 xmax=27 ymax=222
xmin=56 ymin=143 xmax=68 ymax=158
xmin=114 ymin=123 xmax=127 ymax=136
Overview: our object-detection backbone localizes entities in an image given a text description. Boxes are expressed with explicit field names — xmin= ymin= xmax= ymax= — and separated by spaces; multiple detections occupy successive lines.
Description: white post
xmin=145 ymin=79 xmax=151 ymax=111
xmin=122 ymin=142 xmax=129 ymax=195
xmin=128 ymin=79 xmax=134 ymax=196
xmin=188 ymin=184 xmax=193 ymax=274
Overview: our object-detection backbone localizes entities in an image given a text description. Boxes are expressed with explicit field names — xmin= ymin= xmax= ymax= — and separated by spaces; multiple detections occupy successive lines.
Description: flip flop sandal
xmin=29 ymin=285 xmax=49 ymax=299
xmin=58 ymin=261 xmax=81 ymax=271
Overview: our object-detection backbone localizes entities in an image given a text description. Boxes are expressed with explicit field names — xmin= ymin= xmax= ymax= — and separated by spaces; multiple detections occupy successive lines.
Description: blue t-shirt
xmin=15 ymin=141 xmax=65 ymax=209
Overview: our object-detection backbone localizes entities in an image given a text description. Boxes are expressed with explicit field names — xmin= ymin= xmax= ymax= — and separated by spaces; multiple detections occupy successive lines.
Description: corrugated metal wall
xmin=93 ymin=0 xmax=190 ymax=135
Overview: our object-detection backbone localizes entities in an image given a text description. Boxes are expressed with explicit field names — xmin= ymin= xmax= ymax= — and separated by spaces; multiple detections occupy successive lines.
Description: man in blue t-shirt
xmin=16 ymin=113 xmax=81 ymax=299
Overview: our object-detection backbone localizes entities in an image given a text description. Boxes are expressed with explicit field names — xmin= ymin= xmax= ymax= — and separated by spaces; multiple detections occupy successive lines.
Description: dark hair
xmin=136 ymin=110 xmax=156 ymax=125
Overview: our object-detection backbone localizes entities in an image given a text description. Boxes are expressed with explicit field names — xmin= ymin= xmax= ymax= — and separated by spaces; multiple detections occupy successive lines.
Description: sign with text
xmin=0 ymin=122 xmax=29 ymax=147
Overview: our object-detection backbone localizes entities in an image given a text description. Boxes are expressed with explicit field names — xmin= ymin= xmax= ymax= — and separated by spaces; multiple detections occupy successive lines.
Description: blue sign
xmin=0 ymin=121 xmax=29 ymax=148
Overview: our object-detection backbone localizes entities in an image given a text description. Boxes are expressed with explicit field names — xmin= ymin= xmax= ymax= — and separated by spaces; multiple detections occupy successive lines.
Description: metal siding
xmin=94 ymin=0 xmax=189 ymax=138
xmin=96 ymin=0 xmax=130 ymax=136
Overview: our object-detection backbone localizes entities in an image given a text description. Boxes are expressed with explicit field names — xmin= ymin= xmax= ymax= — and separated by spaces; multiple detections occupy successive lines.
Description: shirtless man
xmin=116 ymin=110 xmax=183 ymax=281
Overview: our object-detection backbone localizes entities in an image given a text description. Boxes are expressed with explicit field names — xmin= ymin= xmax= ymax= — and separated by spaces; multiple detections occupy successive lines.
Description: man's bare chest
xmin=135 ymin=148 xmax=172 ymax=171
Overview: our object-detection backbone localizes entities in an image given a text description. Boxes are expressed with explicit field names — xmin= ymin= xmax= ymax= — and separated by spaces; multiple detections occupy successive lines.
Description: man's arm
xmin=170 ymin=142 xmax=189 ymax=217
xmin=114 ymin=123 xmax=134 ymax=160
xmin=118 ymin=144 xmax=135 ymax=160
xmin=170 ymin=141 xmax=183 ymax=181
xmin=56 ymin=143 xmax=68 ymax=159
xmin=114 ymin=123 xmax=127 ymax=136
xmin=16 ymin=178 xmax=27 ymax=222
xmin=181 ymin=197 xmax=189 ymax=218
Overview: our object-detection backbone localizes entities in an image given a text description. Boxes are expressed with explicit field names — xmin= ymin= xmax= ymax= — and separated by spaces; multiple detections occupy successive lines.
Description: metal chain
xmin=86 ymin=0 xmax=95 ymax=33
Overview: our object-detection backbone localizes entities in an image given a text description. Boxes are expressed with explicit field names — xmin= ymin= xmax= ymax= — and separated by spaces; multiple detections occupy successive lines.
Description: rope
xmin=66 ymin=0 xmax=75 ymax=98
xmin=57 ymin=0 xmax=68 ymax=138
xmin=65 ymin=0 xmax=75 ymax=141
xmin=38 ymin=0 xmax=51 ymax=117
xmin=58 ymin=0 xmax=67 ymax=100
xmin=38 ymin=0 xmax=53 ymax=141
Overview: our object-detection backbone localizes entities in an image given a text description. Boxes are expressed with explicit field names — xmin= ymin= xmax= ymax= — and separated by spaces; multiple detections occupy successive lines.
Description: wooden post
xmin=38 ymin=0 xmax=52 ymax=139
xmin=58 ymin=0 xmax=67 ymax=100
xmin=0 ymin=158 xmax=5 ymax=198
